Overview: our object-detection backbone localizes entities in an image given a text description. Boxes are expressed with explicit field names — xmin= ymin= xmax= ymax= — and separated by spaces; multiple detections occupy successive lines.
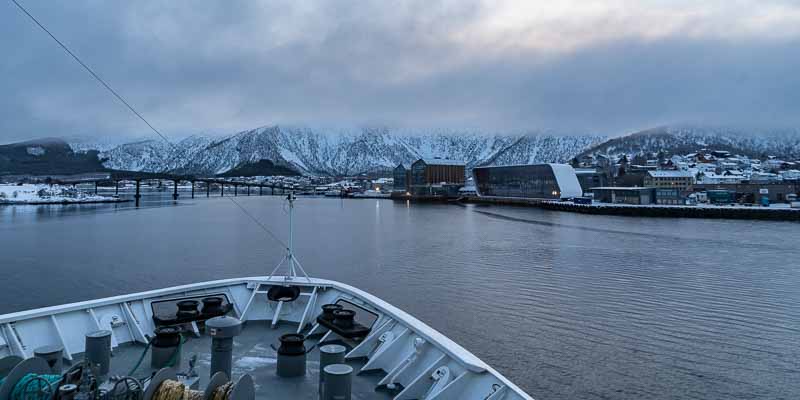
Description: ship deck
xmin=0 ymin=277 xmax=531 ymax=399
xmin=101 ymin=320 xmax=393 ymax=399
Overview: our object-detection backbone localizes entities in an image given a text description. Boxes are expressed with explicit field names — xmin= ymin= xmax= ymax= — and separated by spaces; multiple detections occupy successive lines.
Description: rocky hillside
xmin=0 ymin=138 xmax=106 ymax=176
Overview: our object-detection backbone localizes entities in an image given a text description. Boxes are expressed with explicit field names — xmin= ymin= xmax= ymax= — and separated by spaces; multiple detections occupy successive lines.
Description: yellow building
xmin=644 ymin=170 xmax=695 ymax=191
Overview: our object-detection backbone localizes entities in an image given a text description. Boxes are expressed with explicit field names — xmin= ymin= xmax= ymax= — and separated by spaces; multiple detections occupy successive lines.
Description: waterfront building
xmin=472 ymin=163 xmax=583 ymax=199
xmin=655 ymin=188 xmax=686 ymax=205
xmin=693 ymin=182 xmax=799 ymax=203
xmin=408 ymin=158 xmax=465 ymax=197
xmin=614 ymin=170 xmax=647 ymax=187
xmin=592 ymin=187 xmax=656 ymax=205
xmin=574 ymin=168 xmax=609 ymax=192
xmin=644 ymin=170 xmax=695 ymax=191
xmin=706 ymin=189 xmax=737 ymax=204
xmin=392 ymin=163 xmax=410 ymax=192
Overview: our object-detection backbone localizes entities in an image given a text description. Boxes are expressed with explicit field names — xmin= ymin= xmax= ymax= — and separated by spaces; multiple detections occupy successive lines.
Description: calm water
xmin=2 ymin=194 xmax=799 ymax=399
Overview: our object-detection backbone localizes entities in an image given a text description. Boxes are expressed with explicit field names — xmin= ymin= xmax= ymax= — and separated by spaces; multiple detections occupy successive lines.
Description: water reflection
xmin=1 ymin=197 xmax=798 ymax=400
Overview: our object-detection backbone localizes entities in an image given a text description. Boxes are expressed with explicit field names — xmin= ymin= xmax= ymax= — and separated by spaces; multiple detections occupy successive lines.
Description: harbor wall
xmin=460 ymin=196 xmax=800 ymax=221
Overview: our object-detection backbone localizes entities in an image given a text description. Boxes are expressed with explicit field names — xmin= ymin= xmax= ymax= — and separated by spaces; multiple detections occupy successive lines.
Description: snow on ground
xmin=0 ymin=184 xmax=120 ymax=204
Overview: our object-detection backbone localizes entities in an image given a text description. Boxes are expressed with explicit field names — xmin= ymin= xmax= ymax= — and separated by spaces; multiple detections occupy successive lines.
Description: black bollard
xmin=247 ymin=185 xmax=250 ymax=196
xmin=207 ymin=182 xmax=210 ymax=197
xmin=135 ymin=180 xmax=141 ymax=207
xmin=172 ymin=180 xmax=179 ymax=201
xmin=191 ymin=181 xmax=195 ymax=198
xmin=234 ymin=184 xmax=238 ymax=196
xmin=115 ymin=181 xmax=119 ymax=196
xmin=259 ymin=185 xmax=263 ymax=196
xmin=95 ymin=181 xmax=98 ymax=194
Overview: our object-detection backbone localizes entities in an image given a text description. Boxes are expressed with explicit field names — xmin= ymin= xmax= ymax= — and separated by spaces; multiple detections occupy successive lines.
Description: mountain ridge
xmin=5 ymin=125 xmax=799 ymax=178
xmin=84 ymin=125 xmax=605 ymax=176
xmin=577 ymin=126 xmax=800 ymax=161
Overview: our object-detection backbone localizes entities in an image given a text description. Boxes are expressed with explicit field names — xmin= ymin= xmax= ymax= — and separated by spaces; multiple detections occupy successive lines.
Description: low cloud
xmin=1 ymin=0 xmax=799 ymax=143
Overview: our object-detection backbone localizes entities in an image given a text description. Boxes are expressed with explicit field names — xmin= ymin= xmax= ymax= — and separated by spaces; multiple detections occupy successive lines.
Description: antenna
xmin=267 ymin=192 xmax=310 ymax=281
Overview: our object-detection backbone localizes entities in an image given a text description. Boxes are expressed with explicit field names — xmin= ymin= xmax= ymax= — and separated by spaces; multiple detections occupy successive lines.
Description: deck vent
xmin=85 ymin=330 xmax=111 ymax=378
xmin=206 ymin=316 xmax=243 ymax=380
xmin=322 ymin=363 xmax=353 ymax=400
xmin=319 ymin=344 xmax=346 ymax=395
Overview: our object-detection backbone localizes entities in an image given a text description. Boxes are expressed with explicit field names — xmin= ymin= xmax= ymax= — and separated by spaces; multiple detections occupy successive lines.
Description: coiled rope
xmin=9 ymin=373 xmax=61 ymax=400
xmin=210 ymin=382 xmax=233 ymax=400
xmin=152 ymin=379 xmax=234 ymax=400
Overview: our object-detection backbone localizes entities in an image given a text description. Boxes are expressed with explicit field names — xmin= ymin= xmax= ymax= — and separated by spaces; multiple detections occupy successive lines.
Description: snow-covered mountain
xmin=51 ymin=124 xmax=800 ymax=177
xmin=74 ymin=126 xmax=605 ymax=176
xmin=578 ymin=126 xmax=800 ymax=160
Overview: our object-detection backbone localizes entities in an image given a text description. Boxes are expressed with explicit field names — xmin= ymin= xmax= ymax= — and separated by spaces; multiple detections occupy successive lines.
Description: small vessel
xmin=351 ymin=190 xmax=390 ymax=199
xmin=324 ymin=189 xmax=343 ymax=197
xmin=0 ymin=194 xmax=533 ymax=400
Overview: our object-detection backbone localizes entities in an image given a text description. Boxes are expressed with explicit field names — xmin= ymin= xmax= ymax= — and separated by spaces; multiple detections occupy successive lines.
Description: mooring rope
xmin=153 ymin=379 xmax=234 ymax=400
xmin=210 ymin=382 xmax=233 ymax=400
xmin=130 ymin=335 xmax=186 ymax=377
xmin=10 ymin=373 xmax=61 ymax=400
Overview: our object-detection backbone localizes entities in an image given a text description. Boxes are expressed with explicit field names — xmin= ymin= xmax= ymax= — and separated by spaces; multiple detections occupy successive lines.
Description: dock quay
xmin=460 ymin=196 xmax=800 ymax=221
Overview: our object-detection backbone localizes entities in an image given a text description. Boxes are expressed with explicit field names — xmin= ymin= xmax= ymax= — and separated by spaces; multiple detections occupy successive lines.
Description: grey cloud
xmin=1 ymin=0 xmax=799 ymax=143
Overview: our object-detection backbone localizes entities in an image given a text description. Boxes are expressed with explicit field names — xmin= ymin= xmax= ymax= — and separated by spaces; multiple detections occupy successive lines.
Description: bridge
xmin=45 ymin=171 xmax=314 ymax=207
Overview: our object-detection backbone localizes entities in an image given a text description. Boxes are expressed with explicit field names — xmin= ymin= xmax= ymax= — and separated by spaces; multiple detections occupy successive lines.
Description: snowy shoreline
xmin=0 ymin=184 xmax=129 ymax=205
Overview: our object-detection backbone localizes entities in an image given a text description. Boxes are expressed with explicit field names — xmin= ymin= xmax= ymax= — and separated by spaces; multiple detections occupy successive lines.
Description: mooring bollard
xmin=322 ymin=363 xmax=352 ymax=400
xmin=34 ymin=344 xmax=64 ymax=374
xmin=319 ymin=344 xmax=346 ymax=395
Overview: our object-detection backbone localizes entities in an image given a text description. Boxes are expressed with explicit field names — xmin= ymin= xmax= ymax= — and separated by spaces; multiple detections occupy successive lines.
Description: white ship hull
xmin=0 ymin=276 xmax=533 ymax=400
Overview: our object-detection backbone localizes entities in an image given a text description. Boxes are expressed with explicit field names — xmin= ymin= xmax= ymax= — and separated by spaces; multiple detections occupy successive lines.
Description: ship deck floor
xmin=98 ymin=320 xmax=393 ymax=399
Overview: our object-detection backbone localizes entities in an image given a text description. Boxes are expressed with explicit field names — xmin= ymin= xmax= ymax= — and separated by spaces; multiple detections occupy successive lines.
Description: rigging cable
xmin=227 ymin=197 xmax=289 ymax=249
xmin=9 ymin=0 xmax=175 ymax=150
xmin=11 ymin=0 xmax=293 ymax=252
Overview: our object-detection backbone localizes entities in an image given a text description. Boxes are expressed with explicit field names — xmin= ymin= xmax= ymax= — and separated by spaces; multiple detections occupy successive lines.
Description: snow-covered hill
xmin=73 ymin=126 xmax=605 ymax=176
xmin=578 ymin=126 xmax=800 ymax=160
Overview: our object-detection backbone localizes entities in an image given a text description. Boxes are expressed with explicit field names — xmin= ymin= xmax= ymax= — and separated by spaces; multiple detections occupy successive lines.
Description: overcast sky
xmin=2 ymin=0 xmax=800 ymax=143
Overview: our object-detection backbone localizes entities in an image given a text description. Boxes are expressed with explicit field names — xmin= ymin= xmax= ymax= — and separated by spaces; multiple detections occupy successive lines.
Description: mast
xmin=287 ymin=191 xmax=296 ymax=279
xmin=268 ymin=191 xmax=310 ymax=281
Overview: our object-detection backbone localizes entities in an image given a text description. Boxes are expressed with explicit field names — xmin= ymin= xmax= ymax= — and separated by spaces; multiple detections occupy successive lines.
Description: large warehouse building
xmin=472 ymin=163 xmax=583 ymax=200
xmin=407 ymin=158 xmax=466 ymax=197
